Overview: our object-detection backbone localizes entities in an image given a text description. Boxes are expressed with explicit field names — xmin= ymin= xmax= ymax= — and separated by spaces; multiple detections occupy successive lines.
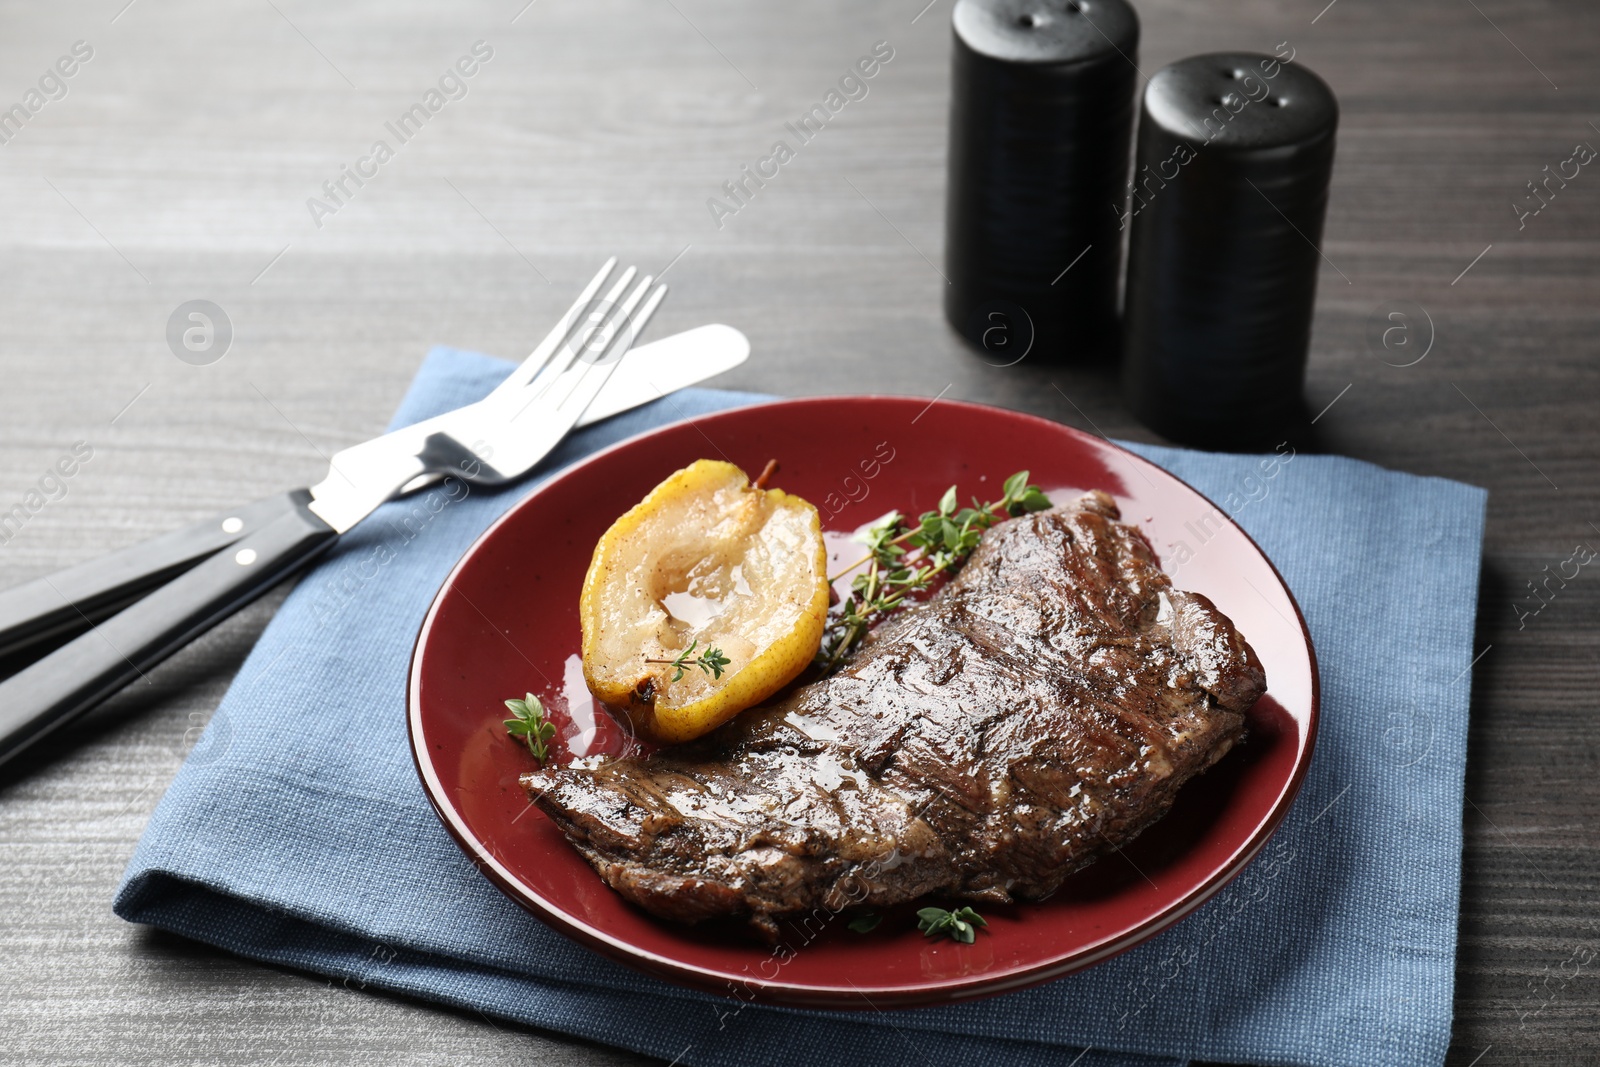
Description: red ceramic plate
xmin=407 ymin=396 xmax=1318 ymax=1009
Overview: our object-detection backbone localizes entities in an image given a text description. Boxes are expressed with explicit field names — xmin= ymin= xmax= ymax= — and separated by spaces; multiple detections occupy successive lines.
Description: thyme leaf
xmin=847 ymin=913 xmax=883 ymax=934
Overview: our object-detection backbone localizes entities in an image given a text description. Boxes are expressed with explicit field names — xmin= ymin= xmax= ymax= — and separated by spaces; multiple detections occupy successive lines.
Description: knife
xmin=0 ymin=257 xmax=671 ymax=768
xmin=0 ymin=323 xmax=749 ymax=660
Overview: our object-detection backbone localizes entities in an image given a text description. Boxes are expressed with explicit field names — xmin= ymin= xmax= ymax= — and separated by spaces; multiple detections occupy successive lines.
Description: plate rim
xmin=406 ymin=393 xmax=1321 ymax=1009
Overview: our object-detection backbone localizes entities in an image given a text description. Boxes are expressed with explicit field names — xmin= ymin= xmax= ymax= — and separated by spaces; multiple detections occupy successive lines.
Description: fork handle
xmin=0 ymin=500 xmax=338 ymax=768
xmin=0 ymin=490 xmax=309 ymax=659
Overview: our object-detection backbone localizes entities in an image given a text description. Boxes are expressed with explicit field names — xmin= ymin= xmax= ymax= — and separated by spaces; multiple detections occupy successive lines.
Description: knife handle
xmin=0 ymin=499 xmax=338 ymax=769
xmin=0 ymin=491 xmax=309 ymax=660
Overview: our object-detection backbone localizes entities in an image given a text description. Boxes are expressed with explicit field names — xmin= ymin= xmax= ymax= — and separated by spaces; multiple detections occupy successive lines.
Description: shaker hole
xmin=1066 ymin=1 xmax=1083 ymax=12
xmin=1275 ymin=97 xmax=1290 ymax=107
xmin=1018 ymin=12 xmax=1039 ymax=26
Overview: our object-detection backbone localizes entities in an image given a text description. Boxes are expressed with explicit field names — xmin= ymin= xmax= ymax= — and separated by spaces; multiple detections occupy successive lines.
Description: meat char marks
xmin=523 ymin=491 xmax=1266 ymax=940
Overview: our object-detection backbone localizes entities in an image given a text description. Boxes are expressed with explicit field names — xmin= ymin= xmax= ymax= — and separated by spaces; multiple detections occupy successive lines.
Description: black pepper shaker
xmin=1120 ymin=51 xmax=1339 ymax=448
xmin=944 ymin=0 xmax=1139 ymax=363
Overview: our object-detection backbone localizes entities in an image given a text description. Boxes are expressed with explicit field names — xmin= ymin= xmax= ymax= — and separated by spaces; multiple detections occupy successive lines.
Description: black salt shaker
xmin=1121 ymin=52 xmax=1338 ymax=448
xmin=944 ymin=0 xmax=1139 ymax=363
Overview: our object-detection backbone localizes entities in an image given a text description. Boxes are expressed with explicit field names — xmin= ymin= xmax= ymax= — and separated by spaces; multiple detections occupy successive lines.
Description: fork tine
xmin=548 ymin=275 xmax=667 ymax=417
xmin=484 ymin=256 xmax=618 ymax=405
xmin=520 ymin=265 xmax=638 ymax=404
xmin=508 ymin=270 xmax=662 ymax=425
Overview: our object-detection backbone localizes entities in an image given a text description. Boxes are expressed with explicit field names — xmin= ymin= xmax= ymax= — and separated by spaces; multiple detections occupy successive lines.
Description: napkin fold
xmin=116 ymin=347 xmax=1487 ymax=1067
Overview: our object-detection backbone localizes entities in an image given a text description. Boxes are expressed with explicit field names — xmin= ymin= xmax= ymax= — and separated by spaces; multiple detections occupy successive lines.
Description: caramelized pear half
xmin=580 ymin=459 xmax=828 ymax=744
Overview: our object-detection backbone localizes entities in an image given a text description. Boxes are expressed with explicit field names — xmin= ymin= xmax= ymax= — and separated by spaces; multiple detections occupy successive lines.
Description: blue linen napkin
xmin=115 ymin=347 xmax=1488 ymax=1067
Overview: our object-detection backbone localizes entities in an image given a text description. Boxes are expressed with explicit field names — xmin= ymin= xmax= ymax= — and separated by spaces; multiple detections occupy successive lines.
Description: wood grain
xmin=0 ymin=0 xmax=1595 ymax=1063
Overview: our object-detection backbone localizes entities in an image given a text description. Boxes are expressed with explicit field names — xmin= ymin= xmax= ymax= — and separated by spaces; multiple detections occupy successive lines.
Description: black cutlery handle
xmin=0 ymin=490 xmax=309 ymax=659
xmin=0 ymin=499 xmax=339 ymax=769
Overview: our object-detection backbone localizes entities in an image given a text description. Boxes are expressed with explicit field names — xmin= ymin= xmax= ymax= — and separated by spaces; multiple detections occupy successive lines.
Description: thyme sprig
xmin=503 ymin=693 xmax=557 ymax=762
xmin=917 ymin=906 xmax=988 ymax=944
xmin=815 ymin=471 xmax=1051 ymax=672
xmin=646 ymin=639 xmax=731 ymax=683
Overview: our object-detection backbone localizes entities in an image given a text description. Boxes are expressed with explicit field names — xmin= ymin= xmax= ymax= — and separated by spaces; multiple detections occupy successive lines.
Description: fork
xmin=305 ymin=258 xmax=662 ymax=527
xmin=0 ymin=315 xmax=746 ymax=661
xmin=0 ymin=259 xmax=666 ymax=768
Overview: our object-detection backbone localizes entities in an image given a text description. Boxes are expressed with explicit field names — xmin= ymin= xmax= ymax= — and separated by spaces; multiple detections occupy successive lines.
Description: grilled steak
xmin=523 ymin=490 xmax=1265 ymax=939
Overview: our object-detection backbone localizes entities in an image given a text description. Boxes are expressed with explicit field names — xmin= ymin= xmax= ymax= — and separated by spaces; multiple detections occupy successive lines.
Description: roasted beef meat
xmin=523 ymin=490 xmax=1266 ymax=939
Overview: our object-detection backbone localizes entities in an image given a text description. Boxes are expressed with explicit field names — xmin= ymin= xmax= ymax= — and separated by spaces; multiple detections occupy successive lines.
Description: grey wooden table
xmin=1 ymin=0 xmax=1595 ymax=1064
